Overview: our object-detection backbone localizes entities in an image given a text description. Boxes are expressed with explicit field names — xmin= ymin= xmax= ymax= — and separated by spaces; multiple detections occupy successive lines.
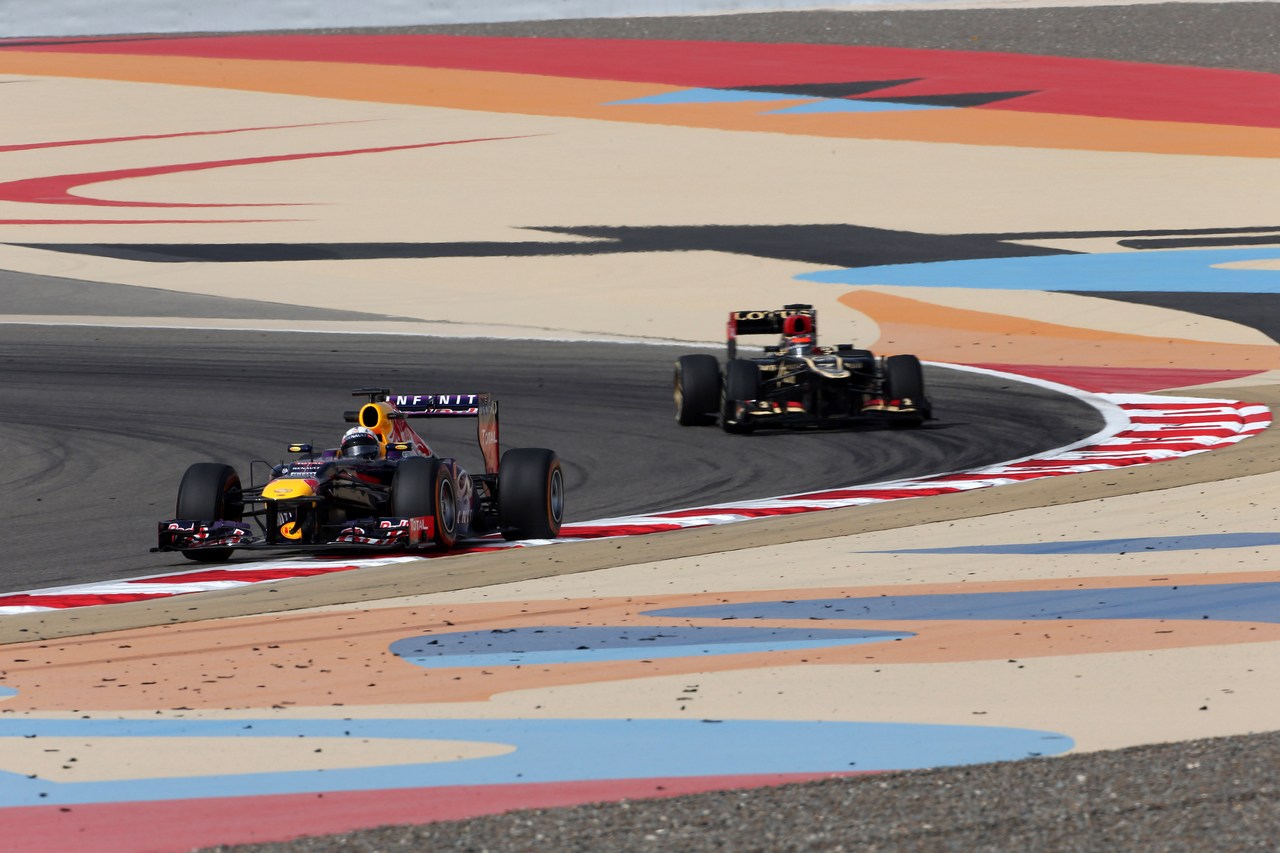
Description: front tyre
xmin=175 ymin=462 xmax=242 ymax=562
xmin=721 ymin=359 xmax=760 ymax=434
xmin=498 ymin=448 xmax=565 ymax=541
xmin=674 ymin=354 xmax=720 ymax=426
xmin=392 ymin=457 xmax=459 ymax=549
xmin=884 ymin=354 xmax=929 ymax=426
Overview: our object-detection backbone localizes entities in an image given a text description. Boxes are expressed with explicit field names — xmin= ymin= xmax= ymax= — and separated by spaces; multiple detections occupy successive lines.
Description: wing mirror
xmin=288 ymin=443 xmax=312 ymax=454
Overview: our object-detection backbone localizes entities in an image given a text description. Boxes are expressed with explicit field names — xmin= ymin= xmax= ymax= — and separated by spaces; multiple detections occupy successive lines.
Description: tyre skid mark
xmin=0 ymin=386 xmax=1267 ymax=615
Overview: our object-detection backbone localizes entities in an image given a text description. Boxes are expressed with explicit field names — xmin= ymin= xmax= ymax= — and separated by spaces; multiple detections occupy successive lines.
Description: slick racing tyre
xmin=674 ymin=354 xmax=720 ymax=426
xmin=884 ymin=354 xmax=929 ymax=426
xmin=498 ymin=448 xmax=565 ymax=541
xmin=175 ymin=462 xmax=243 ymax=562
xmin=721 ymin=359 xmax=760 ymax=434
xmin=392 ymin=456 xmax=458 ymax=548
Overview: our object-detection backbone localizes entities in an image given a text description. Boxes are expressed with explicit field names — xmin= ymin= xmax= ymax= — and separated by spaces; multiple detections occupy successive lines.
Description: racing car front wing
xmin=733 ymin=396 xmax=922 ymax=426
xmin=155 ymin=514 xmax=436 ymax=554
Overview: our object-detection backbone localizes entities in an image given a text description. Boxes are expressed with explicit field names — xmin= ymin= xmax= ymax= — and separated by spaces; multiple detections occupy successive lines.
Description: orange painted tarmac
xmin=2 ymin=51 xmax=1278 ymax=157
xmin=840 ymin=290 xmax=1280 ymax=371
xmin=1 ymin=29 xmax=1278 ymax=848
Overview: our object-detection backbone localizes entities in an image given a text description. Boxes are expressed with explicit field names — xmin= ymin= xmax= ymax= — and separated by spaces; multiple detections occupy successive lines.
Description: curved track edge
xmin=0 ymin=380 xmax=1270 ymax=643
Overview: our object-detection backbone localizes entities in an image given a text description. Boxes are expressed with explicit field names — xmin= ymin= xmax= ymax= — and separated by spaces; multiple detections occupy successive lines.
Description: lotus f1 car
xmin=155 ymin=388 xmax=565 ymax=562
xmin=674 ymin=304 xmax=932 ymax=434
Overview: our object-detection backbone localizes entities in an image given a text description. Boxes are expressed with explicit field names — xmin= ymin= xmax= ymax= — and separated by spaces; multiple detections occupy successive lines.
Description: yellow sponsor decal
xmin=280 ymin=522 xmax=302 ymax=540
xmin=264 ymin=478 xmax=316 ymax=499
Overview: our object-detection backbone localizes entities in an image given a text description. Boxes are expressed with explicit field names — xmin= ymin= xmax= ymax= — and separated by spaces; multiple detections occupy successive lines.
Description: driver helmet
xmin=340 ymin=426 xmax=381 ymax=460
xmin=781 ymin=314 xmax=815 ymax=355
xmin=786 ymin=335 xmax=815 ymax=356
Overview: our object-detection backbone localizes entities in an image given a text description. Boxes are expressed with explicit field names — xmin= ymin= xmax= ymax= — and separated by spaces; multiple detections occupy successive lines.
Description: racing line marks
xmin=0 ymin=372 xmax=1267 ymax=615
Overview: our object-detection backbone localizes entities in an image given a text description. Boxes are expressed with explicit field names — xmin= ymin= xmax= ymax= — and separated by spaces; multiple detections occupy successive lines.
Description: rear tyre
xmin=175 ymin=462 xmax=242 ymax=562
xmin=721 ymin=359 xmax=760 ymax=434
xmin=884 ymin=354 xmax=929 ymax=426
xmin=498 ymin=448 xmax=565 ymax=541
xmin=674 ymin=354 xmax=720 ymax=426
xmin=392 ymin=457 xmax=458 ymax=548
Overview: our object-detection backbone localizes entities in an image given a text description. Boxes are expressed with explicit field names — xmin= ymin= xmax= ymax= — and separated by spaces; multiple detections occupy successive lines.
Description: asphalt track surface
xmin=379 ymin=1 xmax=1280 ymax=75
xmin=186 ymin=4 xmax=1280 ymax=852
xmin=8 ymin=3 xmax=1280 ymax=851
xmin=0 ymin=323 xmax=1099 ymax=591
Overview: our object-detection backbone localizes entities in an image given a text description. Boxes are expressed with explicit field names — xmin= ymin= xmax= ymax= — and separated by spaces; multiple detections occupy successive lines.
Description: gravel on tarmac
xmin=205 ymin=731 xmax=1280 ymax=852
xmin=182 ymin=4 xmax=1280 ymax=850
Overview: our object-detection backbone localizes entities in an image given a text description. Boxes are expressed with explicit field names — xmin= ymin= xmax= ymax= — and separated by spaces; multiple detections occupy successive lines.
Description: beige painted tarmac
xmin=1 ymin=58 xmax=1279 ymax=772
xmin=0 ymin=75 xmax=1277 ymax=348
xmin=0 ymin=736 xmax=513 ymax=784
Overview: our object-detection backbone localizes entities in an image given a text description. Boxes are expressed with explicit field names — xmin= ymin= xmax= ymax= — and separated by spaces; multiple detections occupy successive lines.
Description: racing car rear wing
xmin=726 ymin=304 xmax=816 ymax=360
xmin=346 ymin=389 xmax=500 ymax=474
xmin=387 ymin=393 xmax=487 ymax=416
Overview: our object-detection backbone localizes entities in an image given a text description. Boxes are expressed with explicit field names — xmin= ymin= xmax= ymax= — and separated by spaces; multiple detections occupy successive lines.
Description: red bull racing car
xmin=155 ymin=388 xmax=564 ymax=562
xmin=674 ymin=304 xmax=932 ymax=434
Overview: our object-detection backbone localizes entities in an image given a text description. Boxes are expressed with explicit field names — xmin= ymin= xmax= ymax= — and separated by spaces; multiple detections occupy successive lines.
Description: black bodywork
xmin=674 ymin=304 xmax=932 ymax=434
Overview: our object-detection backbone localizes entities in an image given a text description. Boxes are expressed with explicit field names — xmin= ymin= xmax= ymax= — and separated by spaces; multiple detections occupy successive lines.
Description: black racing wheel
xmin=175 ymin=462 xmax=243 ymax=562
xmin=674 ymin=354 xmax=721 ymax=426
xmin=392 ymin=456 xmax=459 ymax=548
xmin=884 ymin=354 xmax=929 ymax=426
xmin=721 ymin=359 xmax=760 ymax=434
xmin=498 ymin=448 xmax=565 ymax=541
